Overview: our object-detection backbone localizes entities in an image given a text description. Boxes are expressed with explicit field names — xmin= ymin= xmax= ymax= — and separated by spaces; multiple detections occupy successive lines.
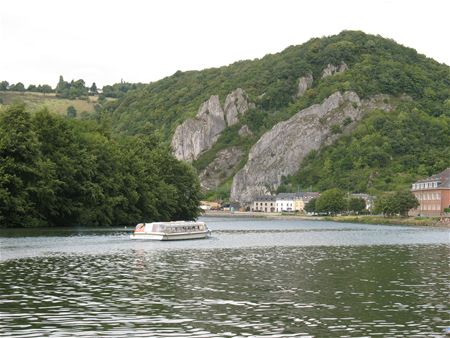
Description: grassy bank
xmin=323 ymin=215 xmax=444 ymax=227
xmin=0 ymin=91 xmax=98 ymax=115
xmin=203 ymin=211 xmax=449 ymax=227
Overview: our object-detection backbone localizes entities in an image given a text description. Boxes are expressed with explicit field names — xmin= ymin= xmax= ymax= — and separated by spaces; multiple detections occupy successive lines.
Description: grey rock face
xmin=224 ymin=88 xmax=254 ymax=126
xmin=296 ymin=73 xmax=313 ymax=97
xmin=171 ymin=95 xmax=225 ymax=161
xmin=199 ymin=147 xmax=244 ymax=190
xmin=230 ymin=91 xmax=393 ymax=203
xmin=322 ymin=62 xmax=348 ymax=78
xmin=238 ymin=125 xmax=253 ymax=137
xmin=171 ymin=89 xmax=254 ymax=161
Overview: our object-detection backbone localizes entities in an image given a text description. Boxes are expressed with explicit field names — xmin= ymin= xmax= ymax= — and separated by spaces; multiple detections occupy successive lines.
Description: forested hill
xmin=105 ymin=30 xmax=449 ymax=137
xmin=102 ymin=30 xmax=449 ymax=199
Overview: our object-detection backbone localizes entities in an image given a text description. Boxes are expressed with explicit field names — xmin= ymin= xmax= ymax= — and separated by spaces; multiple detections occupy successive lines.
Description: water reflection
xmin=0 ymin=218 xmax=449 ymax=337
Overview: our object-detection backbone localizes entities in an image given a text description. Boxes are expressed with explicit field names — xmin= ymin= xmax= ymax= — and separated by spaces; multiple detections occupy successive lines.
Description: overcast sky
xmin=1 ymin=0 xmax=449 ymax=88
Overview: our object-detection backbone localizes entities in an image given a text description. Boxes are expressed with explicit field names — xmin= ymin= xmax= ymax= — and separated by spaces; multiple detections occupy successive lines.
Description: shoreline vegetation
xmin=203 ymin=210 xmax=450 ymax=227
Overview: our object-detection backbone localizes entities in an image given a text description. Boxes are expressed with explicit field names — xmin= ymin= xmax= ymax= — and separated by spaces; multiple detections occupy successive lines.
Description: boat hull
xmin=130 ymin=230 xmax=210 ymax=241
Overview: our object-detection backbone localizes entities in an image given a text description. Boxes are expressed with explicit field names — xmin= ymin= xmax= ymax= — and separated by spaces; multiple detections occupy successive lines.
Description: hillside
xmin=0 ymin=91 xmax=99 ymax=116
xmin=102 ymin=30 xmax=450 ymax=202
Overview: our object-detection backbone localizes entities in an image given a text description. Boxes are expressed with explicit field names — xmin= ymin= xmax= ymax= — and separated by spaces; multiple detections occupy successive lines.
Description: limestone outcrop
xmin=230 ymin=91 xmax=394 ymax=203
xmin=199 ymin=147 xmax=244 ymax=190
xmin=171 ymin=95 xmax=225 ymax=161
xmin=224 ymin=88 xmax=254 ymax=126
xmin=171 ymin=89 xmax=252 ymax=161
xmin=322 ymin=62 xmax=348 ymax=78
xmin=238 ymin=125 xmax=253 ymax=137
xmin=296 ymin=73 xmax=313 ymax=97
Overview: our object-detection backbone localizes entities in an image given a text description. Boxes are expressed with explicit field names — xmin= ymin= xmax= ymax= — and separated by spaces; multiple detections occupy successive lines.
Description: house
xmin=252 ymin=196 xmax=276 ymax=212
xmin=276 ymin=193 xmax=296 ymax=212
xmin=276 ymin=192 xmax=320 ymax=212
xmin=409 ymin=168 xmax=450 ymax=217
xmin=293 ymin=192 xmax=320 ymax=211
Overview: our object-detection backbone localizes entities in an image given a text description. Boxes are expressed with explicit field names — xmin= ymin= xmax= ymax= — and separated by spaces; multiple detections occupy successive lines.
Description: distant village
xmin=201 ymin=168 xmax=450 ymax=218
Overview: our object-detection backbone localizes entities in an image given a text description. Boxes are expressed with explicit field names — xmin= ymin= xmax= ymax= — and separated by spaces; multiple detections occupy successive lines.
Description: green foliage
xmin=347 ymin=197 xmax=366 ymax=213
xmin=9 ymin=82 xmax=25 ymax=92
xmin=1 ymin=81 xmax=54 ymax=94
xmin=105 ymin=30 xmax=450 ymax=142
xmin=315 ymin=188 xmax=346 ymax=215
xmin=283 ymin=104 xmax=450 ymax=194
xmin=98 ymin=30 xmax=449 ymax=198
xmin=89 ymin=82 xmax=98 ymax=95
xmin=66 ymin=105 xmax=77 ymax=118
xmin=0 ymin=104 xmax=47 ymax=226
xmin=304 ymin=198 xmax=317 ymax=213
xmin=0 ymin=105 xmax=201 ymax=227
xmin=55 ymin=75 xmax=88 ymax=99
xmin=374 ymin=190 xmax=419 ymax=216
xmin=100 ymin=82 xmax=144 ymax=99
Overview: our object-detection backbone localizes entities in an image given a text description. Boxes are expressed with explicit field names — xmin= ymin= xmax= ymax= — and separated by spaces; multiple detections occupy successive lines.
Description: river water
xmin=0 ymin=217 xmax=449 ymax=337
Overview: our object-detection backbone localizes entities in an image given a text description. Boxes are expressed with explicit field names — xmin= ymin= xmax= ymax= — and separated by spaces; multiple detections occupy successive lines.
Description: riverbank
xmin=202 ymin=210 xmax=449 ymax=227
xmin=323 ymin=215 xmax=449 ymax=227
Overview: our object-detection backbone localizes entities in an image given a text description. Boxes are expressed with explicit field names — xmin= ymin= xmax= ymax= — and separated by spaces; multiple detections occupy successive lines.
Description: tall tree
xmin=90 ymin=82 xmax=98 ymax=95
xmin=0 ymin=105 xmax=46 ymax=226
xmin=315 ymin=188 xmax=346 ymax=215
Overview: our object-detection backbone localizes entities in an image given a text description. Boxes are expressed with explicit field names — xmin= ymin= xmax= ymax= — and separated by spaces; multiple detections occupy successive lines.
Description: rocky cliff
xmin=171 ymin=89 xmax=252 ymax=161
xmin=230 ymin=91 xmax=394 ymax=203
xmin=322 ymin=62 xmax=348 ymax=78
xmin=199 ymin=146 xmax=244 ymax=190
xmin=224 ymin=88 xmax=254 ymax=126
xmin=296 ymin=73 xmax=313 ymax=97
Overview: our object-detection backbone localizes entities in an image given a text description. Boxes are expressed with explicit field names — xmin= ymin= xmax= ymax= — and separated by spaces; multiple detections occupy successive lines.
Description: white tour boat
xmin=130 ymin=221 xmax=211 ymax=241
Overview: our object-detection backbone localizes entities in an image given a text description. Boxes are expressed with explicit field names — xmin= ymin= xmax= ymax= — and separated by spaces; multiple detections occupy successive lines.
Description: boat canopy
xmin=136 ymin=221 xmax=206 ymax=233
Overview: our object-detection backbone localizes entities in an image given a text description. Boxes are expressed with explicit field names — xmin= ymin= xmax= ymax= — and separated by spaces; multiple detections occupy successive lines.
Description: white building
xmin=276 ymin=192 xmax=320 ymax=212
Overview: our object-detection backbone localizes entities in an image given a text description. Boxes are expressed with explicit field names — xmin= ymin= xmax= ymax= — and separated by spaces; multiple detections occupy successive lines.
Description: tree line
xmin=0 ymin=81 xmax=53 ymax=94
xmin=304 ymin=188 xmax=419 ymax=216
xmin=0 ymin=104 xmax=201 ymax=228
xmin=0 ymin=77 xmax=141 ymax=100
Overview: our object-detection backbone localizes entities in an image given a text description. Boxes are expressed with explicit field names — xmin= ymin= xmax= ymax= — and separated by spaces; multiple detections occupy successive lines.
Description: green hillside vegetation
xmin=0 ymin=91 xmax=99 ymax=117
xmin=0 ymin=104 xmax=201 ymax=227
xmin=278 ymin=103 xmax=450 ymax=194
xmin=102 ymin=30 xmax=450 ymax=197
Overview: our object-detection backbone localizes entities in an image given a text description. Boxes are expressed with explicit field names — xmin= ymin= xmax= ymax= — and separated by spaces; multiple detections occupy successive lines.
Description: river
xmin=0 ymin=217 xmax=449 ymax=337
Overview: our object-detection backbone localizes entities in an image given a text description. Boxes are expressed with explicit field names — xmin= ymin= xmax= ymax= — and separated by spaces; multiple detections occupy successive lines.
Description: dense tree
xmin=0 ymin=105 xmax=47 ymax=226
xmin=0 ymin=81 xmax=9 ymax=91
xmin=55 ymin=76 xmax=88 ymax=99
xmin=0 ymin=105 xmax=202 ymax=228
xmin=347 ymin=197 xmax=366 ymax=214
xmin=9 ymin=82 xmax=25 ymax=92
xmin=304 ymin=198 xmax=317 ymax=213
xmin=40 ymin=84 xmax=53 ymax=95
xmin=374 ymin=190 xmax=419 ymax=216
xmin=315 ymin=188 xmax=346 ymax=215
xmin=66 ymin=106 xmax=77 ymax=118
xmin=89 ymin=82 xmax=98 ymax=95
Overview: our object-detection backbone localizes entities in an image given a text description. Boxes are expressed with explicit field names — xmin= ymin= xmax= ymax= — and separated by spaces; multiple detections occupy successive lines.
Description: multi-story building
xmin=252 ymin=195 xmax=276 ymax=212
xmin=276 ymin=192 xmax=320 ymax=212
xmin=276 ymin=193 xmax=296 ymax=212
xmin=293 ymin=192 xmax=320 ymax=211
xmin=409 ymin=168 xmax=450 ymax=217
